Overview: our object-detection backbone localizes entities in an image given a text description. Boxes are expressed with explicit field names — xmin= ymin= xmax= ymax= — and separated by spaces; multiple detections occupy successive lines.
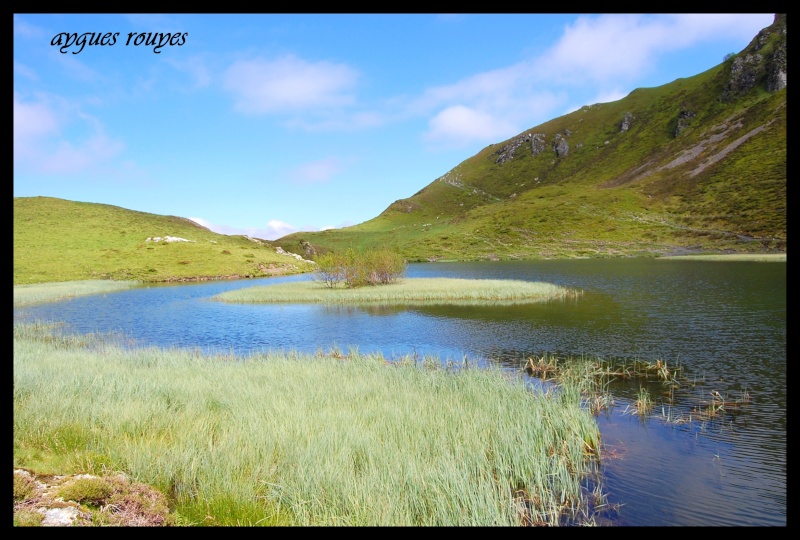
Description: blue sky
xmin=14 ymin=13 xmax=774 ymax=240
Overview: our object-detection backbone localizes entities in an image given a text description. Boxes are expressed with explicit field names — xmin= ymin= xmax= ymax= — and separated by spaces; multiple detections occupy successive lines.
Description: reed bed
xmin=214 ymin=277 xmax=582 ymax=306
xmin=13 ymin=323 xmax=602 ymax=527
xmin=14 ymin=279 xmax=139 ymax=307
xmin=656 ymin=253 xmax=786 ymax=262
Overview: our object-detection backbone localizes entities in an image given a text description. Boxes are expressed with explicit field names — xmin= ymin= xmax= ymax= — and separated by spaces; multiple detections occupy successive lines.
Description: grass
xmin=655 ymin=253 xmax=786 ymax=262
xmin=14 ymin=279 xmax=140 ymax=307
xmin=14 ymin=196 xmax=315 ymax=285
xmin=213 ymin=277 xmax=583 ymax=306
xmin=14 ymin=322 xmax=603 ymax=526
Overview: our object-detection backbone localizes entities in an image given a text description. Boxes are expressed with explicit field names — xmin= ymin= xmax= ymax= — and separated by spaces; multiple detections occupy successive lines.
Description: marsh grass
xmin=656 ymin=253 xmax=786 ymax=262
xmin=214 ymin=277 xmax=583 ymax=306
xmin=14 ymin=279 xmax=140 ymax=307
xmin=522 ymin=354 xmax=751 ymax=429
xmin=14 ymin=323 xmax=602 ymax=526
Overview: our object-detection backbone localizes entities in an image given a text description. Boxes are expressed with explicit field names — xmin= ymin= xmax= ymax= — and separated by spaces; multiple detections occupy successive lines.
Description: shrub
xmin=314 ymin=252 xmax=346 ymax=288
xmin=314 ymin=248 xmax=406 ymax=288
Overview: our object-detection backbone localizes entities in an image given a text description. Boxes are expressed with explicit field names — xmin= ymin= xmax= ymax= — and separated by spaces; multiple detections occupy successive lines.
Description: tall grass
xmin=214 ymin=277 xmax=583 ymax=306
xmin=14 ymin=323 xmax=602 ymax=526
xmin=13 ymin=279 xmax=140 ymax=307
xmin=655 ymin=253 xmax=786 ymax=262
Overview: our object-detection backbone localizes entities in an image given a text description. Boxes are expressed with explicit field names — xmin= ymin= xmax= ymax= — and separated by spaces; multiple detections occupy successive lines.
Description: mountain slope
xmin=276 ymin=14 xmax=786 ymax=262
xmin=14 ymin=197 xmax=314 ymax=285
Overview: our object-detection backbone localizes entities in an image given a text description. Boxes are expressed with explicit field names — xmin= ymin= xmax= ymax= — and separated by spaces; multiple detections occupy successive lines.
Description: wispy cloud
xmin=13 ymin=16 xmax=46 ymax=39
xmin=14 ymin=92 xmax=124 ymax=174
xmin=223 ymin=54 xmax=359 ymax=114
xmin=14 ymin=61 xmax=38 ymax=81
xmin=412 ymin=14 xmax=773 ymax=149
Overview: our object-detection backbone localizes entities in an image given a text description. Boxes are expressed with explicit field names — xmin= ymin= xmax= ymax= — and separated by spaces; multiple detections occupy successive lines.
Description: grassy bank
xmin=14 ymin=279 xmax=141 ymax=307
xmin=14 ymin=196 xmax=314 ymax=285
xmin=13 ymin=322 xmax=602 ymax=526
xmin=655 ymin=253 xmax=786 ymax=262
xmin=214 ymin=277 xmax=582 ymax=306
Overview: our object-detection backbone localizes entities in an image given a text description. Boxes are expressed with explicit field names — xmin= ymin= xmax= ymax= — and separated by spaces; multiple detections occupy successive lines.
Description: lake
xmin=13 ymin=258 xmax=786 ymax=526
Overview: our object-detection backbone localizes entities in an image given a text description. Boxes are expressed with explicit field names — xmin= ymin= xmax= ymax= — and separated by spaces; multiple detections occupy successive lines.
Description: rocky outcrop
xmin=722 ymin=54 xmax=764 ymax=100
xmin=300 ymin=240 xmax=317 ymax=258
xmin=620 ymin=112 xmax=634 ymax=132
xmin=494 ymin=130 xmax=570 ymax=163
xmin=767 ymin=40 xmax=787 ymax=91
xmin=721 ymin=13 xmax=786 ymax=101
xmin=553 ymin=134 xmax=569 ymax=157
xmin=530 ymin=133 xmax=547 ymax=156
xmin=674 ymin=109 xmax=696 ymax=138
xmin=494 ymin=133 xmax=534 ymax=164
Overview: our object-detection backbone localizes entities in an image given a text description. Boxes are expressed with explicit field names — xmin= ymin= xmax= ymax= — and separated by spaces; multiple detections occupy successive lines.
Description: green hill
xmin=13 ymin=197 xmax=314 ymax=285
xmin=275 ymin=14 xmax=786 ymax=262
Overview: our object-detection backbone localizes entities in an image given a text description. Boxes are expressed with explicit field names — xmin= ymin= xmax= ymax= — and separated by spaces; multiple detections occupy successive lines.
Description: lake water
xmin=13 ymin=259 xmax=786 ymax=526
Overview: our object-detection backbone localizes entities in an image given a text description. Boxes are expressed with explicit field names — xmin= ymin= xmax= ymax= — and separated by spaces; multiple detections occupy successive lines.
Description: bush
xmin=314 ymin=248 xmax=406 ymax=288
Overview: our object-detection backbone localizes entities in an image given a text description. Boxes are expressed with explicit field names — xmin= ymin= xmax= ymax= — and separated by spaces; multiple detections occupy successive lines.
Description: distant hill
xmin=13 ymin=197 xmax=313 ymax=285
xmin=275 ymin=14 xmax=786 ymax=262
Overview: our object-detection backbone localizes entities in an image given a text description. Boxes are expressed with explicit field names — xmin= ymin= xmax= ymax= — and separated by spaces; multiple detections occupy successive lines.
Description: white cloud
xmin=424 ymin=105 xmax=517 ymax=148
xmin=535 ymin=13 xmax=774 ymax=87
xmin=223 ymin=55 xmax=359 ymax=114
xmin=412 ymin=14 xmax=773 ymax=149
xmin=13 ymin=93 xmax=124 ymax=174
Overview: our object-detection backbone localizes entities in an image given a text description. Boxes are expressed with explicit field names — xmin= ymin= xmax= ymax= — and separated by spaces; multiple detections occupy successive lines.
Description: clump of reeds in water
xmin=622 ymin=387 xmax=654 ymax=417
xmin=521 ymin=354 xmax=751 ymax=427
xmin=690 ymin=389 xmax=751 ymax=421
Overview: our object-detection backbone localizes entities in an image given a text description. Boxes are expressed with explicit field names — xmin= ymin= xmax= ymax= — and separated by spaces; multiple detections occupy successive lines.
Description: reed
xmin=14 ymin=323 xmax=602 ymax=526
xmin=214 ymin=277 xmax=583 ymax=306
xmin=14 ymin=279 xmax=139 ymax=307
xmin=655 ymin=253 xmax=786 ymax=262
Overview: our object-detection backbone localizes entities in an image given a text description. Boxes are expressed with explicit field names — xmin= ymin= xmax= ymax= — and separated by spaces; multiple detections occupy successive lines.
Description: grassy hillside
xmin=276 ymin=15 xmax=786 ymax=262
xmin=14 ymin=197 xmax=314 ymax=285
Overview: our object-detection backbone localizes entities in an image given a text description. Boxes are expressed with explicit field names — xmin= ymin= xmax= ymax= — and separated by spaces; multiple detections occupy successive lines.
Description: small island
xmin=213 ymin=277 xmax=582 ymax=306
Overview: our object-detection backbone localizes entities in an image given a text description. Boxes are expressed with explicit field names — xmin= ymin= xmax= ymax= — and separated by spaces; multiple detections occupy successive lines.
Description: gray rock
xmin=620 ymin=112 xmax=634 ymax=132
xmin=553 ymin=134 xmax=569 ymax=157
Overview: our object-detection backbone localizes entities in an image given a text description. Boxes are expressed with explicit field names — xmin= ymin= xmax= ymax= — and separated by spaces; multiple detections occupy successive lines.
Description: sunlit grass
xmin=14 ymin=323 xmax=602 ymax=526
xmin=213 ymin=277 xmax=583 ymax=306
xmin=13 ymin=280 xmax=140 ymax=307
xmin=655 ymin=253 xmax=786 ymax=262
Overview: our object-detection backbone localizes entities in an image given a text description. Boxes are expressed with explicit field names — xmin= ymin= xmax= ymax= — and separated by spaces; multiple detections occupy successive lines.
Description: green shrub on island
xmin=315 ymin=248 xmax=407 ymax=288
